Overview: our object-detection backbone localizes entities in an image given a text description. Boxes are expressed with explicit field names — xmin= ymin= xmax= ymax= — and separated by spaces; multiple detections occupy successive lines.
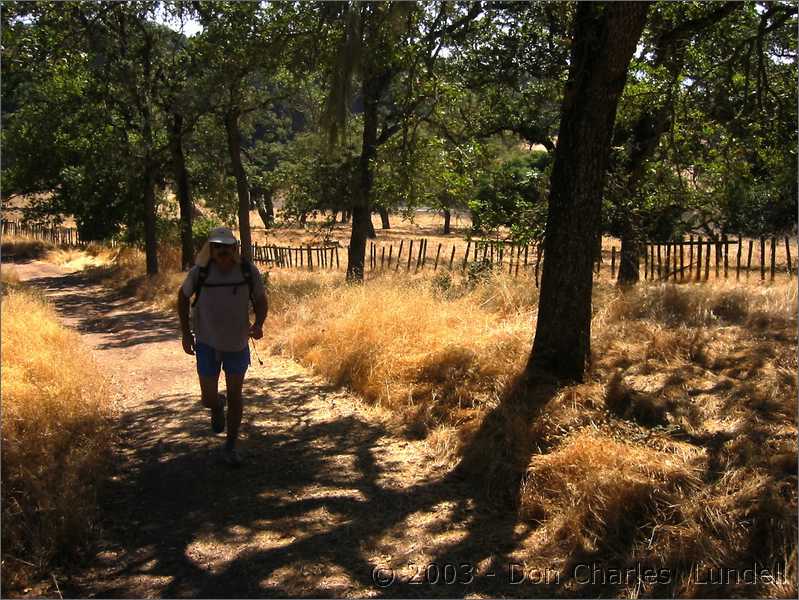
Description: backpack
xmin=191 ymin=259 xmax=255 ymax=310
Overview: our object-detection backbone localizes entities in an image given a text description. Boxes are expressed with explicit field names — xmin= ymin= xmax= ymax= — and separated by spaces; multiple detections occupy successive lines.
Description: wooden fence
xmin=2 ymin=219 xmax=90 ymax=247
xmin=3 ymin=220 xmax=794 ymax=282
xmin=635 ymin=236 xmax=795 ymax=282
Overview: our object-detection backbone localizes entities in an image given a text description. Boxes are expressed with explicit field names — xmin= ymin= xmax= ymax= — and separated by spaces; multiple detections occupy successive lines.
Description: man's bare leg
xmin=224 ymin=371 xmax=245 ymax=449
xmin=199 ymin=375 xmax=221 ymax=409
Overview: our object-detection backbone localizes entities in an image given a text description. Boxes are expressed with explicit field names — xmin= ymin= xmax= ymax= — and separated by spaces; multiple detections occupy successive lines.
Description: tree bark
xmin=143 ymin=161 xmax=158 ymax=275
xmin=378 ymin=206 xmax=390 ymax=229
xmin=443 ymin=208 xmax=452 ymax=235
xmin=169 ymin=112 xmax=193 ymax=270
xmin=347 ymin=70 xmax=386 ymax=281
xmin=613 ymin=5 xmax=738 ymax=284
xmin=224 ymin=107 xmax=252 ymax=260
xmin=470 ymin=209 xmax=482 ymax=234
xmin=618 ymin=226 xmax=640 ymax=284
xmin=527 ymin=2 xmax=649 ymax=382
xmin=142 ymin=100 xmax=158 ymax=275
xmin=252 ymin=187 xmax=274 ymax=229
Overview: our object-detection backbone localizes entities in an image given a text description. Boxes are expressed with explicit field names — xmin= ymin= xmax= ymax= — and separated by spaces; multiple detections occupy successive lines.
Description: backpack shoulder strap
xmin=191 ymin=264 xmax=210 ymax=307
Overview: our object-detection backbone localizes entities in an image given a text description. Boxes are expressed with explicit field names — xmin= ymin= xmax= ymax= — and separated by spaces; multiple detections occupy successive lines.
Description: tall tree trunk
xmin=618 ymin=225 xmax=640 ymax=284
xmin=142 ymin=95 xmax=158 ymax=275
xmin=347 ymin=73 xmax=383 ymax=281
xmin=378 ymin=207 xmax=390 ymax=229
xmin=470 ymin=209 xmax=482 ymax=234
xmin=224 ymin=108 xmax=252 ymax=260
xmin=143 ymin=161 xmax=158 ymax=275
xmin=443 ymin=208 xmax=452 ymax=234
xmin=169 ymin=112 xmax=193 ymax=270
xmin=613 ymin=4 xmax=737 ymax=284
xmin=527 ymin=2 xmax=649 ymax=383
xmin=252 ymin=186 xmax=274 ymax=229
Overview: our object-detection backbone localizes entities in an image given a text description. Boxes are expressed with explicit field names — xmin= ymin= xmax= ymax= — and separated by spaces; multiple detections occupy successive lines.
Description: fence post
xmin=770 ymin=236 xmax=776 ymax=281
xmin=434 ymin=243 xmax=442 ymax=270
xmin=395 ymin=240 xmax=404 ymax=271
xmin=723 ymin=235 xmax=729 ymax=278
xmin=463 ymin=240 xmax=471 ymax=271
xmin=388 ymin=245 xmax=393 ymax=269
xmin=508 ymin=244 xmax=515 ymax=275
xmin=611 ymin=246 xmax=616 ymax=279
xmin=759 ymin=236 xmax=765 ymax=280
xmin=381 ymin=246 xmax=385 ymax=270
xmin=679 ymin=243 xmax=684 ymax=281
xmin=736 ymin=235 xmax=742 ymax=280
xmin=335 ymin=246 xmax=340 ymax=269
xmin=746 ymin=239 xmax=753 ymax=278
xmin=449 ymin=245 xmax=456 ymax=270
xmin=406 ymin=240 xmax=413 ymax=271
xmin=665 ymin=244 xmax=671 ymax=280
xmin=714 ymin=239 xmax=720 ymax=279
xmin=694 ymin=238 xmax=702 ymax=282
xmin=656 ymin=244 xmax=662 ymax=279
xmin=785 ymin=236 xmax=792 ymax=278
xmin=704 ymin=240 xmax=711 ymax=281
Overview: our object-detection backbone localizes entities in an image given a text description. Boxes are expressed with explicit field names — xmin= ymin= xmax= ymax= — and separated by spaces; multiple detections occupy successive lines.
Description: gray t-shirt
xmin=181 ymin=261 xmax=266 ymax=352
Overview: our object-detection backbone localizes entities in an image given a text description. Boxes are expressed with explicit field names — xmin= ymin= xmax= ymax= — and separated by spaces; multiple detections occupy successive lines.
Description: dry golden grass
xmin=46 ymin=243 xmax=114 ymax=270
xmin=266 ymin=269 xmax=534 ymax=434
xmin=265 ymin=272 xmax=796 ymax=596
xmin=21 ymin=233 xmax=795 ymax=597
xmin=1 ymin=284 xmax=113 ymax=591
xmin=84 ymin=244 xmax=185 ymax=312
xmin=1 ymin=236 xmax=55 ymax=261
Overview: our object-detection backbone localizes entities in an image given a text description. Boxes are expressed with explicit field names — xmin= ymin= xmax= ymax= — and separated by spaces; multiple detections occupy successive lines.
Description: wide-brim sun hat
xmin=208 ymin=226 xmax=238 ymax=245
xmin=195 ymin=227 xmax=240 ymax=267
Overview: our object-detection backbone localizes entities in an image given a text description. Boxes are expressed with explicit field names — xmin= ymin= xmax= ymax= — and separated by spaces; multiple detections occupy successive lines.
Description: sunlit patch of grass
xmin=1 ymin=285 xmax=113 ymax=591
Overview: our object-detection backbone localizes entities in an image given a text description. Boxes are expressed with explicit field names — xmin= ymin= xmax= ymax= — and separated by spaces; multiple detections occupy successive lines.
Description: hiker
xmin=177 ymin=227 xmax=267 ymax=466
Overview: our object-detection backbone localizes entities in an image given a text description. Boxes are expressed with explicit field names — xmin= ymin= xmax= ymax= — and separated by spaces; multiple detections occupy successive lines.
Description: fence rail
xmin=3 ymin=220 xmax=794 ymax=282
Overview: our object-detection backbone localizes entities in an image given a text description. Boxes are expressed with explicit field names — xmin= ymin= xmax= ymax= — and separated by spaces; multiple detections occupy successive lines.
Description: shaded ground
xmin=5 ymin=260 xmax=558 ymax=599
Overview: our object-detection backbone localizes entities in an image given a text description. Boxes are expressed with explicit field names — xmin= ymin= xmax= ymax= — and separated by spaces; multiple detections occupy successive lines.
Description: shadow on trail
xmin=69 ymin=368 xmax=563 ymax=599
xmin=21 ymin=269 xmax=176 ymax=349
xmin=18 ymin=261 xmax=574 ymax=597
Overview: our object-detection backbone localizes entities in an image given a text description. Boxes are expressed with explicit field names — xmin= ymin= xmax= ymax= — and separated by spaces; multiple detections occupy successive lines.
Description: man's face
xmin=211 ymin=242 xmax=235 ymax=270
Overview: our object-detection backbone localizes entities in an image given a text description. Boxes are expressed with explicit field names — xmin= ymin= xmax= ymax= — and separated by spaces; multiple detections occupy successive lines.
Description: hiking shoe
xmin=211 ymin=393 xmax=226 ymax=434
xmin=221 ymin=445 xmax=243 ymax=467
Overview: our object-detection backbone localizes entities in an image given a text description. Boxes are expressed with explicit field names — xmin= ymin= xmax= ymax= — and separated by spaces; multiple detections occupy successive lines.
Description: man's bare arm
xmin=250 ymin=294 xmax=268 ymax=339
xmin=177 ymin=289 xmax=195 ymax=354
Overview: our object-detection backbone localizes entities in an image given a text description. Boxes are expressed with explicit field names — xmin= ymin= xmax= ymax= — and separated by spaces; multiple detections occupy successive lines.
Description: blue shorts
xmin=196 ymin=342 xmax=250 ymax=377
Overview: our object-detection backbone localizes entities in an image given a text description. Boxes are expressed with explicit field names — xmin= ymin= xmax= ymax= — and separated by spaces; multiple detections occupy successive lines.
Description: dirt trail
xmin=6 ymin=260 xmax=546 ymax=599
